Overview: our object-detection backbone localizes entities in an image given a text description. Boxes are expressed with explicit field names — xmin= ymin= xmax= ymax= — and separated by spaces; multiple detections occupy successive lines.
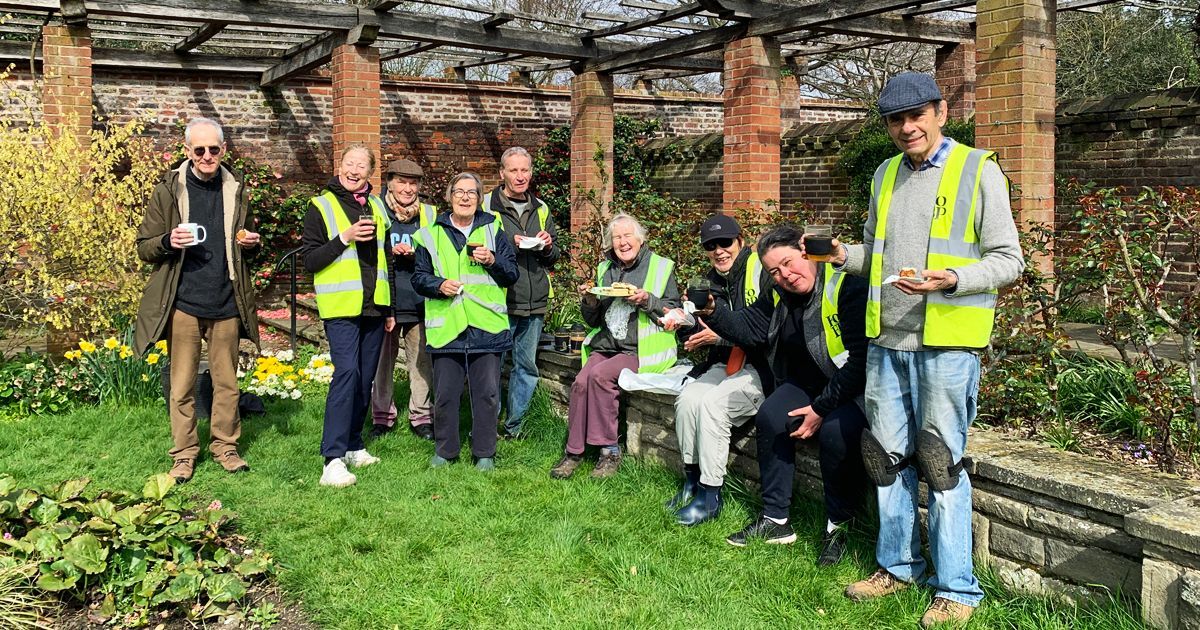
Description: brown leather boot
xmin=591 ymin=450 xmax=622 ymax=478
xmin=550 ymin=454 xmax=582 ymax=480
xmin=169 ymin=458 xmax=194 ymax=484
xmin=845 ymin=568 xmax=909 ymax=601
xmin=216 ymin=450 xmax=250 ymax=473
xmin=920 ymin=597 xmax=974 ymax=628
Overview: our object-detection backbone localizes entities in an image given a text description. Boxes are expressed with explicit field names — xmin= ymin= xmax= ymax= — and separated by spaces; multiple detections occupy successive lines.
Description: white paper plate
xmin=883 ymin=274 xmax=929 ymax=285
xmin=518 ymin=238 xmax=545 ymax=250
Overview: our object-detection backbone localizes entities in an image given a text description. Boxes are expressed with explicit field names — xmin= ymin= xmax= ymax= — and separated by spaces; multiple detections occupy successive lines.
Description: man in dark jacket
xmin=483 ymin=147 xmax=561 ymax=439
xmin=369 ymin=159 xmax=435 ymax=441
xmin=134 ymin=117 xmax=260 ymax=484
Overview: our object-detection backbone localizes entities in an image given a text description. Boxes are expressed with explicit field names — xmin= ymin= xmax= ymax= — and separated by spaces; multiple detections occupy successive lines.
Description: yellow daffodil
xmin=104 ymin=337 xmax=119 ymax=350
xmin=155 ymin=339 xmax=168 ymax=352
xmin=119 ymin=347 xmax=132 ymax=360
xmin=146 ymin=353 xmax=160 ymax=365
xmin=63 ymin=350 xmax=75 ymax=360
xmin=141 ymin=374 xmax=149 ymax=382
xmin=79 ymin=340 xmax=96 ymax=353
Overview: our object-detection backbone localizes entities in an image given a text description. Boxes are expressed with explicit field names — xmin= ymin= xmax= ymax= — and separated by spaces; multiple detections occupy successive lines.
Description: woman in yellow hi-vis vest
xmin=549 ymin=214 xmax=680 ymax=481
xmin=696 ymin=225 xmax=871 ymax=566
xmin=300 ymin=145 xmax=395 ymax=489
xmin=411 ymin=173 xmax=518 ymax=471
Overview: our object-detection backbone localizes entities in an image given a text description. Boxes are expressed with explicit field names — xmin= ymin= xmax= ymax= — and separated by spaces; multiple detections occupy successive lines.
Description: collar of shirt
xmin=902 ymin=137 xmax=954 ymax=172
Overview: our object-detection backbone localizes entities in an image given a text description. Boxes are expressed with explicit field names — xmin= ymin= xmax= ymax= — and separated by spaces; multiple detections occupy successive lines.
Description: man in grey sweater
xmin=825 ymin=73 xmax=1024 ymax=628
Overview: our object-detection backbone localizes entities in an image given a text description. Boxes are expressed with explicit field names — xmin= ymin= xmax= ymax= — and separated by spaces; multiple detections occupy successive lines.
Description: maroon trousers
xmin=565 ymin=351 xmax=638 ymax=455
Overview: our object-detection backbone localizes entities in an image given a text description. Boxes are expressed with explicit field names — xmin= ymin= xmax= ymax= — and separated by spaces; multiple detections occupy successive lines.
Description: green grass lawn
xmin=0 ymin=386 xmax=1147 ymax=629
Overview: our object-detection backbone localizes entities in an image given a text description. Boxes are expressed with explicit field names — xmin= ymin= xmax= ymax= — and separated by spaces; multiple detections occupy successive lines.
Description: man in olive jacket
xmin=134 ymin=117 xmax=260 ymax=484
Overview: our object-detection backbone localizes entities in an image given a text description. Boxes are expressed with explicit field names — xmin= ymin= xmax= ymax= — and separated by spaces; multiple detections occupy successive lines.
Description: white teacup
xmin=179 ymin=222 xmax=207 ymax=246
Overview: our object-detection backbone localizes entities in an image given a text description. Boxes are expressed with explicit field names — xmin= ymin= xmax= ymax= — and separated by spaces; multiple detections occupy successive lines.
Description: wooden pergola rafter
xmin=0 ymin=0 xmax=1129 ymax=89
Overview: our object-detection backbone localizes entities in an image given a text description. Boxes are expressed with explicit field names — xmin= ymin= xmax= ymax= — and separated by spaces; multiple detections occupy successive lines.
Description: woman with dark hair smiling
xmin=694 ymin=224 xmax=871 ymax=565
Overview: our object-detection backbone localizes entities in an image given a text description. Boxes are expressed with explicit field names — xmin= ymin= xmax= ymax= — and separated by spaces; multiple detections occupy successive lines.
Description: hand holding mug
xmin=471 ymin=246 xmax=495 ymax=267
xmin=340 ymin=219 xmax=375 ymax=244
xmin=171 ymin=223 xmax=206 ymax=248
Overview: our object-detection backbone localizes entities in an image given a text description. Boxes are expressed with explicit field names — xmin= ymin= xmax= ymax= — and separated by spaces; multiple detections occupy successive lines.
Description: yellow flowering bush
xmin=0 ymin=64 xmax=162 ymax=344
xmin=242 ymin=350 xmax=307 ymax=400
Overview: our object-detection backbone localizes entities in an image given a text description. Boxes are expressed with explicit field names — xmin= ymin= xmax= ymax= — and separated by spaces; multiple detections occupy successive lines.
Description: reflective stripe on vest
xmin=484 ymin=191 xmax=555 ymax=299
xmin=414 ymin=217 xmax=508 ymax=348
xmin=866 ymin=143 xmax=999 ymax=348
xmin=312 ymin=192 xmax=391 ymax=319
xmin=821 ymin=264 xmax=848 ymax=368
xmin=581 ymin=253 xmax=678 ymax=374
xmin=418 ymin=203 xmax=437 ymax=228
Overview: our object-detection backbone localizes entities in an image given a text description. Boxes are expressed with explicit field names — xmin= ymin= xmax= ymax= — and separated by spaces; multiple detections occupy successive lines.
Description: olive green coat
xmin=133 ymin=161 xmax=260 ymax=353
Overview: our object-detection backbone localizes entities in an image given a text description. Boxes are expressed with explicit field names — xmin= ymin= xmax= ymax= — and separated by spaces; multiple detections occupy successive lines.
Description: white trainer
xmin=343 ymin=449 xmax=381 ymax=468
xmin=319 ymin=458 xmax=357 ymax=487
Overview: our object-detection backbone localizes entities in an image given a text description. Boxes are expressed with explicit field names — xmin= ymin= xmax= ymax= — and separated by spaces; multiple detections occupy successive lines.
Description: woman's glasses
xmin=452 ymin=189 xmax=480 ymax=198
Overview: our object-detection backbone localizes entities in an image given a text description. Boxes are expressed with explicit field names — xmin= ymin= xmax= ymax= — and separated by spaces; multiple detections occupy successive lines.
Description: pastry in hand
xmin=899 ymin=267 xmax=919 ymax=279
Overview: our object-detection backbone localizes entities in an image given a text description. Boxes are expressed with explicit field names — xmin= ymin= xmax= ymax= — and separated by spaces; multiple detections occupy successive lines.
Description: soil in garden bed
xmin=989 ymin=423 xmax=1199 ymax=479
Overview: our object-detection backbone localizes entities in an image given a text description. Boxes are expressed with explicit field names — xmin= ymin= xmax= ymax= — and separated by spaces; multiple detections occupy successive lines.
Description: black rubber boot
xmin=675 ymin=483 xmax=723 ymax=526
xmin=665 ymin=463 xmax=701 ymax=510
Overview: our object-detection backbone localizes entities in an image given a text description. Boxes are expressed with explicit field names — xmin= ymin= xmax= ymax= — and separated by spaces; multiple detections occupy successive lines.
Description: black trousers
xmin=756 ymin=381 xmax=869 ymax=523
xmin=432 ymin=352 xmax=501 ymax=459
xmin=321 ymin=316 xmax=385 ymax=458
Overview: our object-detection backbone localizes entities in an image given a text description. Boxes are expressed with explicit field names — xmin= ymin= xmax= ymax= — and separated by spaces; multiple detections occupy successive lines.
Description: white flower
xmin=290 ymin=389 xmax=302 ymax=400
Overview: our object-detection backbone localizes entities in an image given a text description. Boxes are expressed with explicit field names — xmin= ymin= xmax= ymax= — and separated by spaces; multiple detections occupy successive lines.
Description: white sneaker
xmin=319 ymin=458 xmax=357 ymax=487
xmin=343 ymin=449 xmax=380 ymax=467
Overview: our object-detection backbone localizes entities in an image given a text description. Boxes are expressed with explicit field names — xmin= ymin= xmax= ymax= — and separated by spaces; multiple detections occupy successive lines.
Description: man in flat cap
xmin=823 ymin=72 xmax=1024 ymax=627
xmin=369 ymin=159 xmax=438 ymax=441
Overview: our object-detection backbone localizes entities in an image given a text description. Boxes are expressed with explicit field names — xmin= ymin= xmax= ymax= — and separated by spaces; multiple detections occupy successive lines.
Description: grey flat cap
xmin=877 ymin=72 xmax=943 ymax=117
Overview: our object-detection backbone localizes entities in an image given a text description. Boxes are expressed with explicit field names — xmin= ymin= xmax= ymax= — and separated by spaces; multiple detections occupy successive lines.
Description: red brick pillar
xmin=41 ymin=24 xmax=92 ymax=149
xmin=935 ymin=42 xmax=976 ymax=120
xmin=977 ymin=0 xmax=1055 ymax=248
xmin=723 ymin=36 xmax=782 ymax=214
xmin=569 ymin=71 xmax=614 ymax=231
xmin=331 ymin=43 xmax=381 ymax=189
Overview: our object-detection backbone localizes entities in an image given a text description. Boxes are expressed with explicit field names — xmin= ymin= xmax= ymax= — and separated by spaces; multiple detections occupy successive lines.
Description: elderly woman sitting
xmin=550 ymin=213 xmax=680 ymax=480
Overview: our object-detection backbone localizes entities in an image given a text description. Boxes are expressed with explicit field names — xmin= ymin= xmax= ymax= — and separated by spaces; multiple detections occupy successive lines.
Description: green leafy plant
xmin=0 ymin=474 xmax=275 ymax=625
xmin=248 ymin=601 xmax=281 ymax=629
xmin=61 ymin=330 xmax=163 ymax=406
xmin=0 ymin=354 xmax=77 ymax=416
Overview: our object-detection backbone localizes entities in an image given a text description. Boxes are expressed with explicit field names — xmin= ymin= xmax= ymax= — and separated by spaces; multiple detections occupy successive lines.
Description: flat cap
xmin=385 ymin=158 xmax=423 ymax=179
xmin=700 ymin=213 xmax=741 ymax=245
xmin=877 ymin=72 xmax=943 ymax=117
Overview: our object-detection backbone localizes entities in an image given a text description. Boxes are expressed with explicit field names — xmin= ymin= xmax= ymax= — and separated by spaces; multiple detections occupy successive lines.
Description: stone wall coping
xmin=1057 ymin=87 xmax=1200 ymax=120
xmin=1128 ymin=495 xmax=1200 ymax=558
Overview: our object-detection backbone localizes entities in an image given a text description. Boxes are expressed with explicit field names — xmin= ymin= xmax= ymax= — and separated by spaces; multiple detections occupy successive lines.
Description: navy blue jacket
xmin=412 ymin=210 xmax=519 ymax=354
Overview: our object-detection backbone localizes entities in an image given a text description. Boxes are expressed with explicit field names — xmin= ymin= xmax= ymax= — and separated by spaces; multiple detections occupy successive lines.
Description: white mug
xmin=179 ymin=222 xmax=207 ymax=246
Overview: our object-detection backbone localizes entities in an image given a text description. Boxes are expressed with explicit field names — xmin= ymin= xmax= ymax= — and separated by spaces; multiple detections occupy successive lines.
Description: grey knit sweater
xmin=841 ymin=142 xmax=1025 ymax=351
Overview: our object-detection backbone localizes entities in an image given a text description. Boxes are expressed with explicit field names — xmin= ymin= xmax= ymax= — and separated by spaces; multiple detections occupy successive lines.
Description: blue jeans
xmin=865 ymin=345 xmax=984 ymax=608
xmin=504 ymin=314 xmax=543 ymax=434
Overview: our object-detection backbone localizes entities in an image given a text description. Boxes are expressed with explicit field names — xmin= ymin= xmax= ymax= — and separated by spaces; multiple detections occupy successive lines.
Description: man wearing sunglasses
xmin=667 ymin=214 xmax=773 ymax=526
xmin=135 ymin=117 xmax=261 ymax=485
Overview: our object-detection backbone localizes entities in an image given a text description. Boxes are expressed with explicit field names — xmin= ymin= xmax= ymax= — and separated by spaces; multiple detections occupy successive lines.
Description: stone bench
xmin=537 ymin=351 xmax=1200 ymax=630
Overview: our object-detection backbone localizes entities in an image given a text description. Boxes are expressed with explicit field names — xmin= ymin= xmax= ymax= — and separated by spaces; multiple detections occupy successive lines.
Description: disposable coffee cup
xmin=804 ymin=225 xmax=834 ymax=261
xmin=178 ymin=222 xmax=206 ymax=246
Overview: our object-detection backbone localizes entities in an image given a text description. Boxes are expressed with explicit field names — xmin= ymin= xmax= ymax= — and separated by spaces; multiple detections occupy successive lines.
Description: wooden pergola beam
xmin=380 ymin=41 xmax=439 ymax=62
xmin=367 ymin=0 xmax=403 ymax=12
xmin=261 ymin=31 xmax=340 ymax=86
xmin=453 ymin=53 xmax=527 ymax=70
xmin=61 ymin=0 xmax=87 ymax=26
xmin=175 ymin=21 xmax=228 ymax=53
xmin=814 ymin=14 xmax=972 ymax=44
xmin=583 ymin=2 xmax=704 ymax=40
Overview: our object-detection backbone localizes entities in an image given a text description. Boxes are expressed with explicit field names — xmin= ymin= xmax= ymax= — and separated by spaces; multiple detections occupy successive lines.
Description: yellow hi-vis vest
xmin=413 ymin=216 xmax=509 ymax=348
xmin=867 ymin=143 xmax=1000 ymax=348
xmin=417 ymin=202 xmax=437 ymax=228
xmin=820 ymin=264 xmax=849 ymax=368
xmin=742 ymin=251 xmax=782 ymax=307
xmin=581 ymin=253 xmax=677 ymax=374
xmin=482 ymin=191 xmax=555 ymax=299
xmin=311 ymin=191 xmax=391 ymax=319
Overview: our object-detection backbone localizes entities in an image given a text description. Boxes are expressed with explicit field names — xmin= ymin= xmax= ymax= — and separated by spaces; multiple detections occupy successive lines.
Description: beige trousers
xmin=167 ymin=309 xmax=241 ymax=461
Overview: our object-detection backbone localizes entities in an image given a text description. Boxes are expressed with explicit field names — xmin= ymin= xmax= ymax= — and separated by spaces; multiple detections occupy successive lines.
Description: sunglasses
xmin=703 ymin=237 xmax=735 ymax=251
xmin=191 ymin=145 xmax=223 ymax=157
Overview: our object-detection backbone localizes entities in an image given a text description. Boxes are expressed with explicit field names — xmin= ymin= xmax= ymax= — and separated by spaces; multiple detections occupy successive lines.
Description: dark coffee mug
xmin=689 ymin=287 xmax=711 ymax=308
xmin=466 ymin=242 xmax=482 ymax=259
